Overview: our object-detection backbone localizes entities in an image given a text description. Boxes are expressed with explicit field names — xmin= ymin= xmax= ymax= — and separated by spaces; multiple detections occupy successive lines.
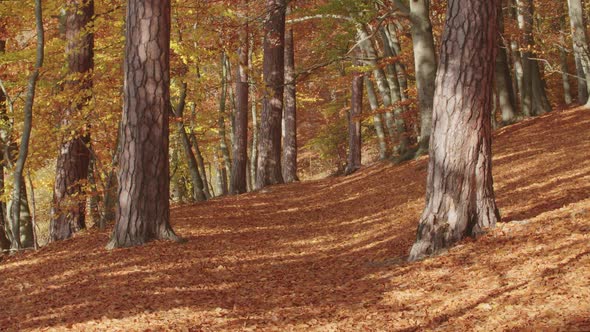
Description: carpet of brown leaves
xmin=1 ymin=107 xmax=590 ymax=331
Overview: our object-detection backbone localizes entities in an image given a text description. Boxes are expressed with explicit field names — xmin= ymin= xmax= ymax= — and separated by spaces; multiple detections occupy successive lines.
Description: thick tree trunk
xmin=345 ymin=66 xmax=363 ymax=175
xmin=568 ymin=0 xmax=590 ymax=105
xmin=50 ymin=0 xmax=93 ymax=242
xmin=282 ymin=27 xmax=298 ymax=183
xmin=409 ymin=0 xmax=500 ymax=261
xmin=365 ymin=77 xmax=388 ymax=160
xmin=231 ymin=20 xmax=249 ymax=194
xmin=575 ymin=56 xmax=589 ymax=103
xmin=173 ymin=82 xmax=206 ymax=202
xmin=10 ymin=0 xmax=44 ymax=250
xmin=256 ymin=0 xmax=285 ymax=189
xmin=107 ymin=0 xmax=180 ymax=249
xmin=7 ymin=182 xmax=34 ymax=248
xmin=495 ymin=2 xmax=517 ymax=125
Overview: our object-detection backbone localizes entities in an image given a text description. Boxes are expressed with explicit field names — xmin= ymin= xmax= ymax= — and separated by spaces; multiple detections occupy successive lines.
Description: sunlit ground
xmin=1 ymin=107 xmax=589 ymax=331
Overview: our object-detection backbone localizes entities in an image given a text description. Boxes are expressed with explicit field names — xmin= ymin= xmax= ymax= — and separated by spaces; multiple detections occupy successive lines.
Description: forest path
xmin=1 ymin=107 xmax=590 ymax=331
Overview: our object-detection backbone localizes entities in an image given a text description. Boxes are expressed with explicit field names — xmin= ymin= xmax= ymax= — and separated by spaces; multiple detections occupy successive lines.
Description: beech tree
xmin=256 ymin=0 xmax=286 ymax=189
xmin=107 ymin=0 xmax=180 ymax=248
xmin=345 ymin=58 xmax=363 ymax=175
xmin=231 ymin=9 xmax=249 ymax=194
xmin=282 ymin=26 xmax=298 ymax=183
xmin=50 ymin=0 xmax=94 ymax=241
xmin=409 ymin=0 xmax=500 ymax=261
xmin=567 ymin=0 xmax=590 ymax=106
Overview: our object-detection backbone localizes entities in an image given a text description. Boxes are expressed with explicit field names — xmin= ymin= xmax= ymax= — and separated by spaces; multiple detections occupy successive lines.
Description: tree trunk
xmin=409 ymin=0 xmax=437 ymax=155
xmin=495 ymin=1 xmax=517 ymax=125
xmin=10 ymin=0 xmax=44 ymax=250
xmin=365 ymin=77 xmax=388 ymax=160
xmin=256 ymin=0 xmax=286 ymax=189
xmin=0 ymin=40 xmax=11 ymax=250
xmin=249 ymin=36 xmax=258 ymax=188
xmin=516 ymin=0 xmax=551 ymax=116
xmin=218 ymin=52 xmax=231 ymax=194
xmin=107 ymin=0 xmax=180 ymax=249
xmin=282 ymin=27 xmax=298 ymax=183
xmin=231 ymin=18 xmax=249 ymax=194
xmin=7 ymin=182 xmax=34 ymax=248
xmin=385 ymin=23 xmax=409 ymax=102
xmin=188 ymin=103 xmax=211 ymax=199
xmin=50 ymin=0 xmax=93 ymax=242
xmin=568 ymin=0 xmax=590 ymax=105
xmin=559 ymin=11 xmax=574 ymax=105
xmin=345 ymin=65 xmax=363 ymax=175
xmin=173 ymin=82 xmax=206 ymax=202
xmin=409 ymin=0 xmax=500 ymax=261
xmin=357 ymin=25 xmax=397 ymax=148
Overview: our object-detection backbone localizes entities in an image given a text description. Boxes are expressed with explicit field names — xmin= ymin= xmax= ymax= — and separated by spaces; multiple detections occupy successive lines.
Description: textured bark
xmin=256 ymin=0 xmax=285 ymax=189
xmin=231 ymin=19 xmax=249 ymax=194
xmin=10 ymin=0 xmax=44 ymax=250
xmin=282 ymin=28 xmax=298 ymax=183
xmin=575 ymin=55 xmax=589 ymax=103
xmin=365 ymin=77 xmax=388 ymax=160
xmin=516 ymin=0 xmax=551 ymax=116
xmin=50 ymin=0 xmax=93 ymax=242
xmin=345 ymin=67 xmax=363 ymax=175
xmin=107 ymin=0 xmax=179 ymax=249
xmin=409 ymin=0 xmax=500 ymax=261
xmin=173 ymin=82 xmax=206 ymax=202
xmin=495 ymin=2 xmax=517 ymax=125
xmin=559 ymin=11 xmax=574 ymax=105
xmin=567 ymin=0 xmax=590 ymax=105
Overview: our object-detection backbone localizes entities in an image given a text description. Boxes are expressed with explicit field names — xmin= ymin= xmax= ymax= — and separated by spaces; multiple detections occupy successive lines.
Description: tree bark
xmin=282 ymin=27 xmax=298 ymax=183
xmin=0 ymin=40 xmax=10 ymax=250
xmin=188 ymin=103 xmax=211 ymax=199
xmin=249 ymin=36 xmax=258 ymax=188
xmin=516 ymin=0 xmax=551 ymax=116
xmin=495 ymin=1 xmax=517 ymax=125
xmin=173 ymin=82 xmax=206 ymax=202
xmin=218 ymin=52 xmax=231 ymax=195
xmin=409 ymin=0 xmax=500 ymax=261
xmin=107 ymin=0 xmax=180 ymax=249
xmin=345 ymin=64 xmax=363 ymax=175
xmin=256 ymin=0 xmax=286 ymax=189
xmin=365 ymin=77 xmax=388 ymax=160
xmin=231 ymin=17 xmax=249 ymax=194
xmin=567 ymin=0 xmax=590 ymax=105
xmin=10 ymin=0 xmax=44 ymax=250
xmin=50 ymin=0 xmax=93 ymax=242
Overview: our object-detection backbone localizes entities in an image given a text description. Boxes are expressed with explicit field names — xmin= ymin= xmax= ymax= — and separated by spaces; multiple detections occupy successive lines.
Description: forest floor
xmin=1 ymin=107 xmax=590 ymax=331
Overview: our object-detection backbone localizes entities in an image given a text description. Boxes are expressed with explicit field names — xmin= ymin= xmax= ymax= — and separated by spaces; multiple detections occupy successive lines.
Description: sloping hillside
xmin=1 ymin=107 xmax=589 ymax=331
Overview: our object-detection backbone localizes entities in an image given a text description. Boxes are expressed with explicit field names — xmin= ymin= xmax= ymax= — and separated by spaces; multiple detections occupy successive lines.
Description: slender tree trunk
xmin=516 ymin=0 xmax=551 ymax=116
xmin=50 ymin=0 xmax=93 ymax=242
xmin=10 ymin=0 xmax=44 ymax=250
xmin=107 ymin=0 xmax=180 ymax=249
xmin=495 ymin=1 xmax=517 ymax=125
xmin=188 ymin=103 xmax=211 ymax=199
xmin=568 ymin=0 xmax=590 ymax=105
xmin=218 ymin=52 xmax=231 ymax=194
xmin=249 ymin=36 xmax=259 ymax=188
xmin=0 ymin=40 xmax=11 ymax=250
xmin=409 ymin=0 xmax=500 ymax=261
xmin=173 ymin=82 xmax=206 ymax=202
xmin=282 ymin=27 xmax=298 ymax=183
xmin=559 ymin=11 xmax=574 ymax=105
xmin=365 ymin=77 xmax=388 ymax=160
xmin=575 ymin=56 xmax=589 ymax=103
xmin=402 ymin=0 xmax=437 ymax=155
xmin=100 ymin=127 xmax=120 ymax=229
xmin=345 ymin=63 xmax=363 ymax=175
xmin=357 ymin=25 xmax=397 ymax=147
xmin=256 ymin=0 xmax=286 ymax=189
xmin=231 ymin=16 xmax=249 ymax=194
xmin=385 ymin=23 xmax=409 ymax=101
